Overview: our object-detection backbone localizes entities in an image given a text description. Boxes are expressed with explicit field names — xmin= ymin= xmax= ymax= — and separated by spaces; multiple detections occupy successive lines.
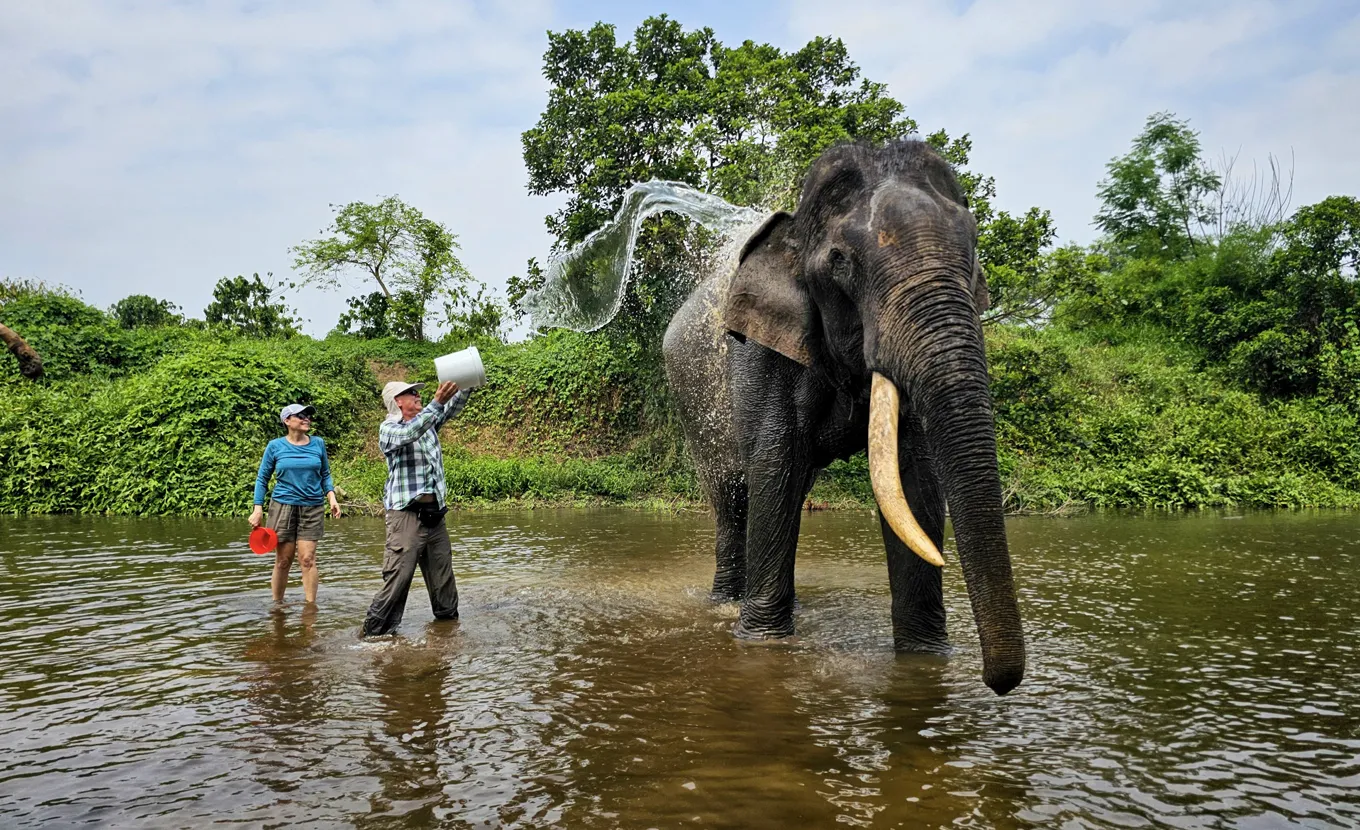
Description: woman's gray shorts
xmin=266 ymin=502 xmax=325 ymax=543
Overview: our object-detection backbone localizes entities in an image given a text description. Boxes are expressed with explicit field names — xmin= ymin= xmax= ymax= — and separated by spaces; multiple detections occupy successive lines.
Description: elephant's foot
xmin=710 ymin=573 xmax=745 ymax=603
xmin=732 ymin=619 xmax=796 ymax=640
xmin=733 ymin=603 xmax=795 ymax=640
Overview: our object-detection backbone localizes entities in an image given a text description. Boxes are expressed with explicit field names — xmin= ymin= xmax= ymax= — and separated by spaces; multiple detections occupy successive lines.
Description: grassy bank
xmin=3 ymin=285 xmax=1359 ymax=516
xmin=988 ymin=324 xmax=1360 ymax=511
xmin=0 ymin=287 xmax=698 ymax=515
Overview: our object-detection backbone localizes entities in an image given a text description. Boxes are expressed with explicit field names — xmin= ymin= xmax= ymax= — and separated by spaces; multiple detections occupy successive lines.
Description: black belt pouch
xmin=411 ymin=502 xmax=448 ymax=528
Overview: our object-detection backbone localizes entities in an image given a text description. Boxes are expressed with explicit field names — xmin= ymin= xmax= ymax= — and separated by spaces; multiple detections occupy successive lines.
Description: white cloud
xmin=1 ymin=0 xmax=563 ymax=334
xmin=785 ymin=0 xmax=1360 ymax=244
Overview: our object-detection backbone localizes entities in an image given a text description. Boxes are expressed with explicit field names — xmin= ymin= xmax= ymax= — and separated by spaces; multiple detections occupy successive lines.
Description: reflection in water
xmin=1 ymin=510 xmax=1359 ymax=828
xmin=241 ymin=605 xmax=326 ymax=802
xmin=243 ymin=606 xmax=322 ymax=730
xmin=358 ymin=623 xmax=457 ymax=828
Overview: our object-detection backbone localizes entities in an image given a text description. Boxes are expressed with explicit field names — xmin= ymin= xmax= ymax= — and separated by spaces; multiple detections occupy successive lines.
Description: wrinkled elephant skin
xmin=663 ymin=141 xmax=1025 ymax=696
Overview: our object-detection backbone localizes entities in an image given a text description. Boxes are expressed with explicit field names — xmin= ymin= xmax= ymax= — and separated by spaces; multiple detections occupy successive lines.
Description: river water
xmin=1 ymin=510 xmax=1357 ymax=829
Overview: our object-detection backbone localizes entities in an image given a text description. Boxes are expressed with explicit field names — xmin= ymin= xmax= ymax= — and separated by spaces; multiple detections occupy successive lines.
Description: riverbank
xmin=324 ymin=453 xmax=881 ymax=516
xmin=3 ymin=286 xmax=1359 ymax=516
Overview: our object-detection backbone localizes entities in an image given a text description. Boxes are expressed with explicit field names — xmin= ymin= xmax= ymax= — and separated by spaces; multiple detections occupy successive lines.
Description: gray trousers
xmin=362 ymin=508 xmax=459 ymax=636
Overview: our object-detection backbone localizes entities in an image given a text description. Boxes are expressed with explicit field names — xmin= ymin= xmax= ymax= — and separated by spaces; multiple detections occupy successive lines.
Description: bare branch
xmin=1212 ymin=147 xmax=1296 ymax=236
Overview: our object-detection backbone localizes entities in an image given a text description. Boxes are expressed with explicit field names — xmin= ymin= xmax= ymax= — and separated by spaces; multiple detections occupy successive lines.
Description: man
xmin=362 ymin=379 xmax=470 ymax=637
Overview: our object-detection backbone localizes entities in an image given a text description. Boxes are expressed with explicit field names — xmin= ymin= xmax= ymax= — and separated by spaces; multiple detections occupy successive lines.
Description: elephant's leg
xmin=882 ymin=513 xmax=949 ymax=653
xmin=662 ymin=281 xmax=746 ymax=600
xmin=710 ymin=473 xmax=749 ymax=601
xmin=883 ymin=417 xmax=950 ymax=653
xmin=734 ymin=450 xmax=813 ymax=639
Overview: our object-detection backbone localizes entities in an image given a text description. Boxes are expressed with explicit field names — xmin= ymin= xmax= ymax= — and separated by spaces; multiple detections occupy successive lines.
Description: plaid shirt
xmin=379 ymin=391 xmax=469 ymax=510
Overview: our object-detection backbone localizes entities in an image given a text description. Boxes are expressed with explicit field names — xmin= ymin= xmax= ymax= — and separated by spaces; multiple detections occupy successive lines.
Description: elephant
xmin=662 ymin=140 xmax=1024 ymax=695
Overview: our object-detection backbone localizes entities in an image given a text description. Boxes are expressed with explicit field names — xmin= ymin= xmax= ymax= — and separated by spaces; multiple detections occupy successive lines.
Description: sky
xmin=3 ymin=0 xmax=1357 ymax=336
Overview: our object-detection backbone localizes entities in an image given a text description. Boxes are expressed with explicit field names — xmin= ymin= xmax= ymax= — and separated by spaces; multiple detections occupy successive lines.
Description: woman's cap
xmin=279 ymin=403 xmax=316 ymax=424
xmin=381 ymin=381 xmax=425 ymax=413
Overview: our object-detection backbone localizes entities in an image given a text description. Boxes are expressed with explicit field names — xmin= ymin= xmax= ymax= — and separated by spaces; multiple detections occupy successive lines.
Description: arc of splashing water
xmin=525 ymin=180 xmax=768 ymax=332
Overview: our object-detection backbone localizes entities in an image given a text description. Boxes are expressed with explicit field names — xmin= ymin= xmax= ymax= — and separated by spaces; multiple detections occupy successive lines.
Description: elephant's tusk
xmin=868 ymin=372 xmax=945 ymax=568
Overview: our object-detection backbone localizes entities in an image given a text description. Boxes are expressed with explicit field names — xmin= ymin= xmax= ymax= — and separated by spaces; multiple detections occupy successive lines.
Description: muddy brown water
xmin=1 ymin=510 xmax=1358 ymax=828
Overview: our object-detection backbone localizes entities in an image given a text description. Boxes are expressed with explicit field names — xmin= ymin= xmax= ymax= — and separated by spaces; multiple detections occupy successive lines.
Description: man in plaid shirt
xmin=362 ymin=379 xmax=470 ymax=637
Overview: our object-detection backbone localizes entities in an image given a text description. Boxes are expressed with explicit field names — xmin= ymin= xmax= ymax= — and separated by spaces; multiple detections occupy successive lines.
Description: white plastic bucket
xmin=434 ymin=346 xmax=487 ymax=390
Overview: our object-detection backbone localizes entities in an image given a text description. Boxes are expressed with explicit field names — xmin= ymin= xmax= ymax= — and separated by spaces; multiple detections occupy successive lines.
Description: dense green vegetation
xmin=3 ymin=18 xmax=1358 ymax=517
xmin=0 ymin=294 xmax=691 ymax=514
xmin=5 ymin=248 xmax=1359 ymax=516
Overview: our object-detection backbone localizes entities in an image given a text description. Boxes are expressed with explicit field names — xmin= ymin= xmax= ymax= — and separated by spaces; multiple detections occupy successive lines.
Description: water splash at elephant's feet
xmin=731 ymin=615 xmax=796 ymax=642
xmin=893 ymin=638 xmax=954 ymax=656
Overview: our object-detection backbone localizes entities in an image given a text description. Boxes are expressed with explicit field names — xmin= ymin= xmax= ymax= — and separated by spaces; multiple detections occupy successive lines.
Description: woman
xmin=249 ymin=403 xmax=341 ymax=604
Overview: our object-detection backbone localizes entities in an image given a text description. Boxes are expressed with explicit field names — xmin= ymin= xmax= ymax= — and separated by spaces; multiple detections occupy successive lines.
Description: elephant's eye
xmin=828 ymin=249 xmax=852 ymax=283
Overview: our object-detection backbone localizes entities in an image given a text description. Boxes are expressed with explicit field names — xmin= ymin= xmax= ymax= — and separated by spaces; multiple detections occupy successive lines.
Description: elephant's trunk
xmin=873 ymin=265 xmax=1026 ymax=696
xmin=0 ymin=323 xmax=43 ymax=380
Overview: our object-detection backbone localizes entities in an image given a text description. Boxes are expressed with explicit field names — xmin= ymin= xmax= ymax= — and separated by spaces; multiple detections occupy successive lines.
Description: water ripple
xmin=0 ymin=510 xmax=1358 ymax=828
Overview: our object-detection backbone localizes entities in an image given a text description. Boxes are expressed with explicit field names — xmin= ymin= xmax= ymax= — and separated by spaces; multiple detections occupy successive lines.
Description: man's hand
xmin=248 ymin=505 xmax=263 ymax=529
xmin=434 ymin=381 xmax=459 ymax=404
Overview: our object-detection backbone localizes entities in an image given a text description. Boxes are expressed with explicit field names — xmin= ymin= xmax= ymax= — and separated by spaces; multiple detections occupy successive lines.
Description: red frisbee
xmin=249 ymin=526 xmax=278 ymax=555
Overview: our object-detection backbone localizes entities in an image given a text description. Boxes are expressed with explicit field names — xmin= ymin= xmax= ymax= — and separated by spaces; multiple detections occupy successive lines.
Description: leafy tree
xmin=387 ymin=290 xmax=428 ymax=341
xmin=290 ymin=196 xmax=478 ymax=341
xmin=1277 ymin=195 xmax=1360 ymax=282
xmin=519 ymin=16 xmax=919 ymax=347
xmin=1235 ymin=196 xmax=1360 ymax=399
xmin=111 ymin=294 xmax=180 ymax=328
xmin=1072 ymin=188 xmax=1360 ymax=402
xmin=519 ymin=16 xmax=1053 ymax=335
xmin=1095 ymin=112 xmax=1222 ymax=260
xmin=505 ymin=260 xmax=543 ymax=324
xmin=524 ymin=19 xmax=913 ymax=242
xmin=204 ymin=273 xmax=298 ymax=338
xmin=333 ymin=291 xmax=391 ymax=339
xmin=444 ymin=286 xmax=506 ymax=342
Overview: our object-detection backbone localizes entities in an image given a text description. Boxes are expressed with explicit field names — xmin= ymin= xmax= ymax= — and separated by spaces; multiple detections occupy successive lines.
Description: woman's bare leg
xmin=295 ymin=539 xmax=319 ymax=604
xmin=272 ymin=542 xmax=296 ymax=602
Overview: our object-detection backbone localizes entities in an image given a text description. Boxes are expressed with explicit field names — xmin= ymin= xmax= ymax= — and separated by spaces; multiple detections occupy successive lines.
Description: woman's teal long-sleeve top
xmin=253 ymin=437 xmax=335 ymax=506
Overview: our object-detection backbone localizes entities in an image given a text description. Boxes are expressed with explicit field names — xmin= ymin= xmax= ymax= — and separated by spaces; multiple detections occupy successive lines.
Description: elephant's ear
xmin=722 ymin=212 xmax=813 ymax=366
xmin=971 ymin=253 xmax=991 ymax=316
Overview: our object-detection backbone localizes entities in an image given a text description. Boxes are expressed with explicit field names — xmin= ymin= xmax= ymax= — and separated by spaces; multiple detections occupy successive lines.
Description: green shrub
xmin=0 ymin=338 xmax=375 ymax=515
xmin=111 ymin=294 xmax=181 ymax=328
xmin=985 ymin=323 xmax=1360 ymax=511
xmin=458 ymin=329 xmax=664 ymax=454
xmin=987 ymin=329 xmax=1079 ymax=453
xmin=0 ymin=290 xmax=135 ymax=380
